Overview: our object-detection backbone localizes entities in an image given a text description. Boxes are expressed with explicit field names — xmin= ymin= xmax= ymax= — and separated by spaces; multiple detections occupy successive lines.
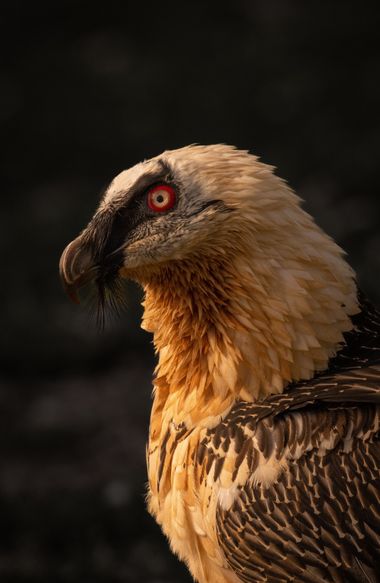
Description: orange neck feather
xmin=133 ymin=232 xmax=357 ymax=430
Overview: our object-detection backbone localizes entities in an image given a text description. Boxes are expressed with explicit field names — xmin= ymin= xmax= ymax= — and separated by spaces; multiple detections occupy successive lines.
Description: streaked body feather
xmin=148 ymin=363 xmax=380 ymax=583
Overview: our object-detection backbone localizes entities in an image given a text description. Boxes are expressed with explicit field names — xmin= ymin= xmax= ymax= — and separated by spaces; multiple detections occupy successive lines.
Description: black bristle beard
xmin=86 ymin=271 xmax=128 ymax=331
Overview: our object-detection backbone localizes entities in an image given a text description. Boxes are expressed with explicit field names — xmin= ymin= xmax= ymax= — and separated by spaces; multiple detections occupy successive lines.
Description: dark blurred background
xmin=1 ymin=1 xmax=380 ymax=581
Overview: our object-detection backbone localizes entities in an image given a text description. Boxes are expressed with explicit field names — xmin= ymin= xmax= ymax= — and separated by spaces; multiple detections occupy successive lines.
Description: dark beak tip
xmin=64 ymin=284 xmax=81 ymax=305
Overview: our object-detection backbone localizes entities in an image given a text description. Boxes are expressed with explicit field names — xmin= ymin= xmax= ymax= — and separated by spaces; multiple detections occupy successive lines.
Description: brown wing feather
xmin=217 ymin=433 xmax=380 ymax=582
xmin=203 ymin=366 xmax=380 ymax=583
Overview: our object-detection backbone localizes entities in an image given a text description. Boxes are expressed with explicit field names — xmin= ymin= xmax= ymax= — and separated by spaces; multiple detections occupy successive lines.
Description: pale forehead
xmin=100 ymin=144 xmax=261 ymax=209
xmin=102 ymin=157 xmax=164 ymax=206
xmin=100 ymin=147 xmax=199 ymax=209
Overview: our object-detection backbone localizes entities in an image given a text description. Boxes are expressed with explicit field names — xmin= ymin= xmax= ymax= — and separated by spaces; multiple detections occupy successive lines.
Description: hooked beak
xmin=59 ymin=236 xmax=98 ymax=304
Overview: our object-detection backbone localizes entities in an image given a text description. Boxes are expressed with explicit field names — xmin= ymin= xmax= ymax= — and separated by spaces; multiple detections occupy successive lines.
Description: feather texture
xmin=59 ymin=145 xmax=380 ymax=583
xmin=213 ymin=369 xmax=380 ymax=582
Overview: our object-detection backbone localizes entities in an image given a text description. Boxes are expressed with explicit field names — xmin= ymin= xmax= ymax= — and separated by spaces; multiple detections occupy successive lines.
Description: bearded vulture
xmin=59 ymin=145 xmax=380 ymax=583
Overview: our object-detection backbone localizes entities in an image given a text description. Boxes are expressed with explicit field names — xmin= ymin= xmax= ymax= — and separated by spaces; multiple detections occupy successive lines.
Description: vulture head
xmin=60 ymin=145 xmax=358 ymax=416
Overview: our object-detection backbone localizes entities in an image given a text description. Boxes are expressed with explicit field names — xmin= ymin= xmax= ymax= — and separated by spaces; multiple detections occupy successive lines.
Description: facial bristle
xmin=85 ymin=275 xmax=128 ymax=331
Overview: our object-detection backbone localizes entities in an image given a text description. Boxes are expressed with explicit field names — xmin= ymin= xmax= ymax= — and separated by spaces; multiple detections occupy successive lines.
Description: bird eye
xmin=147 ymin=184 xmax=176 ymax=212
